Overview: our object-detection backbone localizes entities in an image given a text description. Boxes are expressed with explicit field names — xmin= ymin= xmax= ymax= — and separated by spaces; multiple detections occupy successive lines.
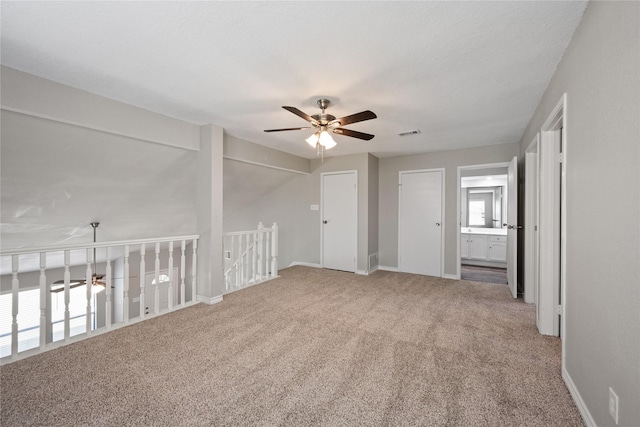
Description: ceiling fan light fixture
xmin=318 ymin=130 xmax=336 ymax=149
xmin=306 ymin=132 xmax=319 ymax=147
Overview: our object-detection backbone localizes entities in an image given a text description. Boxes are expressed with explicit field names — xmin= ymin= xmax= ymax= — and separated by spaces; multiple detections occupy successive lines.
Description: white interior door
xmin=507 ymin=156 xmax=518 ymax=298
xmin=398 ymin=170 xmax=443 ymax=276
xmin=322 ymin=171 xmax=357 ymax=272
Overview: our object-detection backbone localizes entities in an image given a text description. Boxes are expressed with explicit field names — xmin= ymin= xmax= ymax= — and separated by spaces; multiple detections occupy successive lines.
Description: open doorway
xmin=457 ymin=162 xmax=515 ymax=289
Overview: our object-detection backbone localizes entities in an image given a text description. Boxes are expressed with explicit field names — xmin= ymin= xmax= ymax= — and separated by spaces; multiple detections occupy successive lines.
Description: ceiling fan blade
xmin=332 ymin=128 xmax=375 ymax=141
xmin=53 ymin=279 xmax=85 ymax=285
xmin=334 ymin=110 xmax=377 ymax=126
xmin=282 ymin=106 xmax=319 ymax=125
xmin=264 ymin=127 xmax=312 ymax=133
xmin=50 ymin=280 xmax=86 ymax=293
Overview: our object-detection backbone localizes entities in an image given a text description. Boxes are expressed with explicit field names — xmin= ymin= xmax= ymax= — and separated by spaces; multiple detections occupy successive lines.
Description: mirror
xmin=461 ymin=174 xmax=508 ymax=229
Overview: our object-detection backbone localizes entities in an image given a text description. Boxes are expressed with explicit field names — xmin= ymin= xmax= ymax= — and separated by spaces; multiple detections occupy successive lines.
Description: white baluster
xmin=271 ymin=222 xmax=278 ymax=278
xmin=168 ymin=241 xmax=174 ymax=310
xmin=252 ymin=231 xmax=258 ymax=283
xmin=105 ymin=247 xmax=112 ymax=329
xmin=64 ymin=250 xmax=71 ymax=342
xmin=257 ymin=222 xmax=264 ymax=280
xmin=39 ymin=253 xmax=47 ymax=349
xmin=191 ymin=239 xmax=197 ymax=303
xmin=85 ymin=248 xmax=93 ymax=334
xmin=154 ymin=242 xmax=160 ymax=315
xmin=139 ymin=244 xmax=146 ymax=319
xmin=233 ymin=234 xmax=238 ymax=289
xmin=11 ymin=255 xmax=19 ymax=358
xmin=266 ymin=229 xmax=271 ymax=278
xmin=180 ymin=240 xmax=186 ymax=306
xmin=123 ymin=246 xmax=130 ymax=324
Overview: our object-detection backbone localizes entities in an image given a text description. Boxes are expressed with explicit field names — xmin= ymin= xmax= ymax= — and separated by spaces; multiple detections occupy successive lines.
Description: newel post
xmin=271 ymin=222 xmax=278 ymax=278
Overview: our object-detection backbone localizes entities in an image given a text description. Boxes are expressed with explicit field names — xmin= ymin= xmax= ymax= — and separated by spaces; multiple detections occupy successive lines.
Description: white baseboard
xmin=197 ymin=294 xmax=223 ymax=305
xmin=563 ymin=366 xmax=595 ymax=427
xmin=356 ymin=269 xmax=369 ymax=276
xmin=443 ymin=273 xmax=459 ymax=280
xmin=368 ymin=265 xmax=379 ymax=274
xmin=288 ymin=261 xmax=322 ymax=269
xmin=378 ymin=265 xmax=398 ymax=272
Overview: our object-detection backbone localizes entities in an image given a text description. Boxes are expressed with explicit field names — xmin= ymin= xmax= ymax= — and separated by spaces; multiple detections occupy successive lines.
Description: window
xmin=0 ymin=288 xmax=40 ymax=358
xmin=469 ymin=200 xmax=486 ymax=226
xmin=151 ymin=274 xmax=170 ymax=285
xmin=51 ymin=285 xmax=97 ymax=342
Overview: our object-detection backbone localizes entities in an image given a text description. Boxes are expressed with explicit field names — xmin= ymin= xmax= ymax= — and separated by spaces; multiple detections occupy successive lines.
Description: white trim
xmin=1 ymin=234 xmax=200 ymax=256
xmin=287 ymin=262 xmax=321 ymax=269
xmin=320 ymin=170 xmax=358 ymax=273
xmin=356 ymin=270 xmax=369 ymax=276
xmin=378 ymin=265 xmax=399 ymax=272
xmin=223 ymin=155 xmax=309 ymax=175
xmin=456 ymin=162 xmax=510 ymax=281
xmin=398 ymin=168 xmax=445 ymax=277
xmin=196 ymin=294 xmax=223 ymax=305
xmin=538 ymin=93 xmax=566 ymax=341
xmin=563 ymin=367 xmax=596 ymax=427
xmin=524 ymin=134 xmax=540 ymax=305
xmin=443 ymin=273 xmax=459 ymax=280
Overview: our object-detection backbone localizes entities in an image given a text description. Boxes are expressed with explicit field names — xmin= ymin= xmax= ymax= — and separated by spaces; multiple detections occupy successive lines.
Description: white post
xmin=252 ymin=231 xmax=258 ymax=283
xmin=11 ymin=255 xmax=19 ymax=358
xmin=168 ymin=241 xmax=174 ymax=310
xmin=64 ymin=250 xmax=71 ymax=341
xmin=271 ymin=222 xmax=278 ymax=278
xmin=123 ymin=246 xmax=130 ymax=324
xmin=105 ymin=247 xmax=112 ymax=329
xmin=265 ymin=228 xmax=271 ymax=278
xmin=139 ymin=244 xmax=146 ymax=319
xmin=257 ymin=222 xmax=264 ymax=280
xmin=180 ymin=240 xmax=186 ymax=306
xmin=154 ymin=242 xmax=160 ymax=315
xmin=39 ymin=252 xmax=47 ymax=349
xmin=85 ymin=248 xmax=93 ymax=334
xmin=191 ymin=239 xmax=197 ymax=303
xmin=233 ymin=234 xmax=239 ymax=289
xmin=244 ymin=234 xmax=250 ymax=285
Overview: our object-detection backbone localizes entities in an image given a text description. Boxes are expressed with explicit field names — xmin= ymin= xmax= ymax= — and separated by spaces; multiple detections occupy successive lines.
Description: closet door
xmin=398 ymin=169 xmax=443 ymax=277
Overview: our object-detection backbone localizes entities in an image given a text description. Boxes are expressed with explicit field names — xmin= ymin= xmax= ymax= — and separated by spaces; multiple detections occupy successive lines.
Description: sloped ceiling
xmin=0 ymin=1 xmax=587 ymax=159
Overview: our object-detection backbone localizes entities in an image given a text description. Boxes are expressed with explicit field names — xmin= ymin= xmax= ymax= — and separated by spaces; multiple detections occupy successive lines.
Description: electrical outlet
xmin=225 ymin=250 xmax=232 ymax=260
xmin=609 ymin=387 xmax=619 ymax=425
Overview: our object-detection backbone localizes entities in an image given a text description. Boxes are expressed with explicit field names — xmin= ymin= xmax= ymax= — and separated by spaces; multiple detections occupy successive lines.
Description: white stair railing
xmin=0 ymin=234 xmax=199 ymax=365
xmin=223 ymin=222 xmax=278 ymax=294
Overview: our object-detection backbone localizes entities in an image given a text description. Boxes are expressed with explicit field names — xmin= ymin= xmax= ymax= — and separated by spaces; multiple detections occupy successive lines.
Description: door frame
xmin=397 ymin=168 xmax=445 ymax=277
xmin=538 ymin=94 xmax=567 ymax=344
xmin=524 ymin=134 xmax=540 ymax=305
xmin=456 ymin=162 xmax=510 ymax=280
xmin=320 ymin=170 xmax=358 ymax=272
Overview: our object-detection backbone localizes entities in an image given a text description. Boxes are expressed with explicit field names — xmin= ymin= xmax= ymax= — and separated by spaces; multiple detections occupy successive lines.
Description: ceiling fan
xmin=51 ymin=222 xmax=106 ymax=294
xmin=264 ymin=99 xmax=377 ymax=152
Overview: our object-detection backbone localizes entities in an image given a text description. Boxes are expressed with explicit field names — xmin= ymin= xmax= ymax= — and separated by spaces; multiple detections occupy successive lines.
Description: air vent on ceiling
xmin=398 ymin=130 xmax=421 ymax=136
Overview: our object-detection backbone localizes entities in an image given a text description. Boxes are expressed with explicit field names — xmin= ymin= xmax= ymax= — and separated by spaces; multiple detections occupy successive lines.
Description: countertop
xmin=461 ymin=228 xmax=508 ymax=236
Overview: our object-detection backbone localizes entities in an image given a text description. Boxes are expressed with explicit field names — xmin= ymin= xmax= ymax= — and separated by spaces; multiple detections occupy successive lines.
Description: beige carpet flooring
xmin=1 ymin=266 xmax=581 ymax=426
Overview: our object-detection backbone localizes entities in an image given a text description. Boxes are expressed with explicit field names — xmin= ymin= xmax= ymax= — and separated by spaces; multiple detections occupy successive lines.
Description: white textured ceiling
xmin=0 ymin=1 xmax=587 ymax=159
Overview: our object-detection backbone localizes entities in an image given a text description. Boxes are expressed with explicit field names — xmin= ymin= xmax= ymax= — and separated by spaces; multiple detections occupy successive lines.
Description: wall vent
xmin=398 ymin=130 xmax=421 ymax=136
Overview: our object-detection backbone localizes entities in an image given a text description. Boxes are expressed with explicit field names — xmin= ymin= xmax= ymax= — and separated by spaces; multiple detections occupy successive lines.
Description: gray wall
xmin=1 ymin=67 xmax=223 ymax=300
xmin=367 ymin=154 xmax=379 ymax=258
xmin=223 ymin=141 xmax=377 ymax=273
xmin=378 ymin=143 xmax=518 ymax=275
xmin=517 ymin=2 xmax=639 ymax=425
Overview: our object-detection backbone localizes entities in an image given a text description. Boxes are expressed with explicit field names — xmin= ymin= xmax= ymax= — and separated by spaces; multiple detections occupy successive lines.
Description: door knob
xmin=323 ymin=220 xmax=328 ymax=224
xmin=436 ymin=222 xmax=441 ymax=226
